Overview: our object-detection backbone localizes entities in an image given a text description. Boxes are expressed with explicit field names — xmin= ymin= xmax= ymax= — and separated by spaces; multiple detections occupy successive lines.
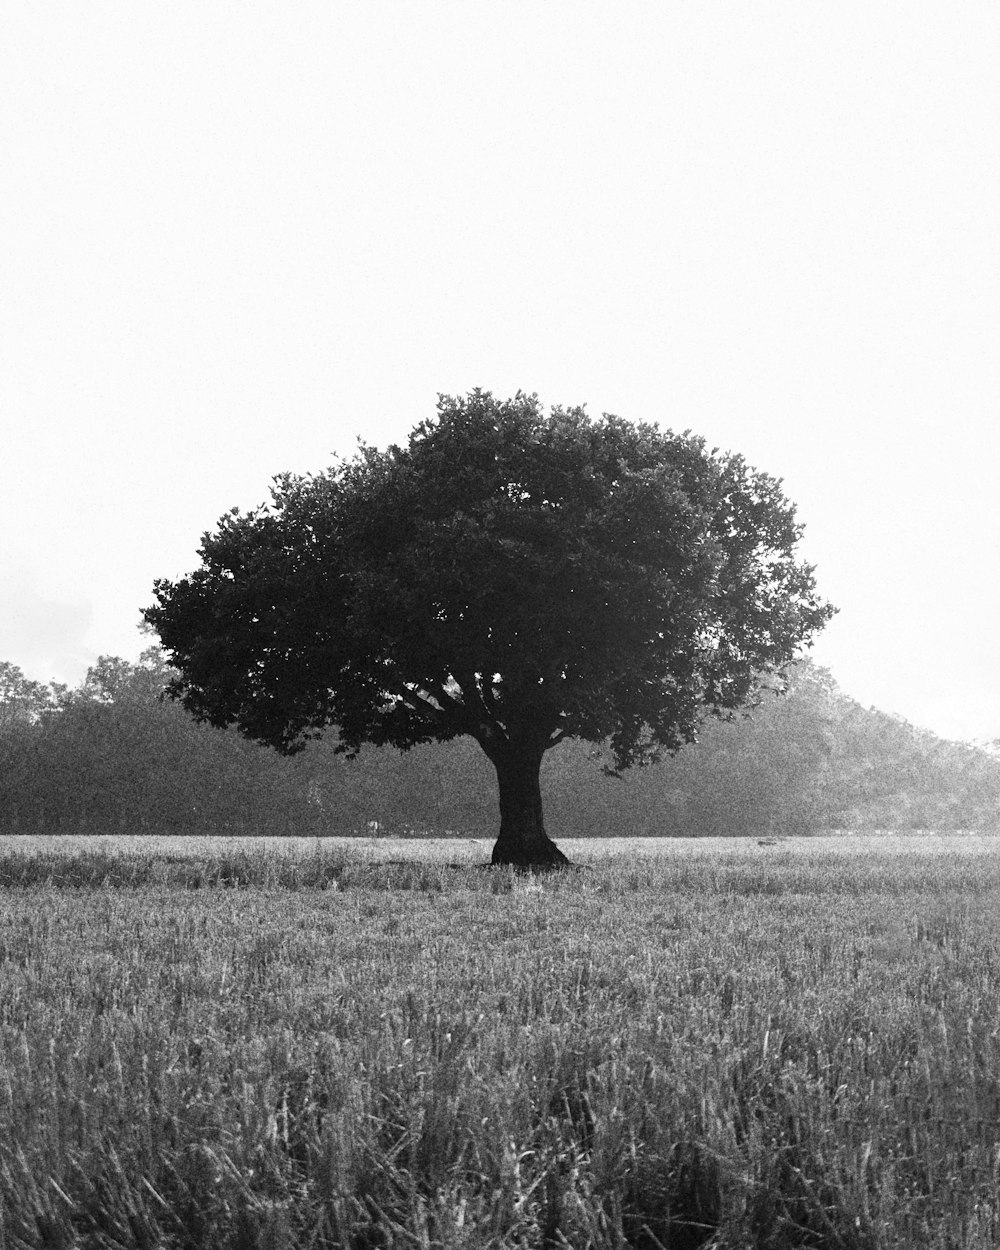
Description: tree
xmin=145 ymin=390 xmax=835 ymax=866
xmin=0 ymin=646 xmax=316 ymax=834
xmin=0 ymin=662 xmax=57 ymax=730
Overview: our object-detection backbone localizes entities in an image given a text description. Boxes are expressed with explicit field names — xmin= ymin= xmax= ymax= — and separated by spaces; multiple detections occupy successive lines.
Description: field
xmin=1 ymin=835 xmax=999 ymax=1249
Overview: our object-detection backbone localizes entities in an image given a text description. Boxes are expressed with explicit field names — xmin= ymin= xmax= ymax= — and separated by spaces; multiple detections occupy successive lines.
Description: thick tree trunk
xmin=486 ymin=740 xmax=569 ymax=869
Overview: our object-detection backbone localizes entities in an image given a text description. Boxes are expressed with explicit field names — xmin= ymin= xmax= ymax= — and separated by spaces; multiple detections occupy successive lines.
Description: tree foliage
xmin=146 ymin=390 xmax=834 ymax=864
xmin=0 ymin=663 xmax=59 ymax=730
xmin=0 ymin=648 xmax=312 ymax=834
xmin=148 ymin=391 xmax=831 ymax=764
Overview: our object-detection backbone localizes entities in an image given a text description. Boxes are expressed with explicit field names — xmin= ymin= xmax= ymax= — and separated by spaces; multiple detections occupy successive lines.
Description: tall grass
xmin=1 ymin=844 xmax=999 ymax=1247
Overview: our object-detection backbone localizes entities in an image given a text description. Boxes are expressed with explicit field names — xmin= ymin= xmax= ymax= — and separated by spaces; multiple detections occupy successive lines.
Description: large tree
xmin=145 ymin=390 xmax=835 ymax=866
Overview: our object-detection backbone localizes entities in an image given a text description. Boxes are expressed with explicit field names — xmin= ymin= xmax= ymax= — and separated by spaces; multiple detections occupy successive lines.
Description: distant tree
xmin=145 ymin=390 xmax=835 ymax=866
xmin=0 ymin=663 xmax=58 ymax=828
xmin=75 ymin=654 xmax=141 ymax=704
xmin=0 ymin=646 xmax=315 ymax=834
xmin=303 ymin=732 xmax=496 ymax=836
xmin=26 ymin=649 xmax=188 ymax=829
xmin=0 ymin=662 xmax=57 ymax=729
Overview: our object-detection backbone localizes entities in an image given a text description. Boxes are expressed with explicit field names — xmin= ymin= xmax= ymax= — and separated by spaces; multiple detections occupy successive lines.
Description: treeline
xmin=1 ymin=647 xmax=999 ymax=836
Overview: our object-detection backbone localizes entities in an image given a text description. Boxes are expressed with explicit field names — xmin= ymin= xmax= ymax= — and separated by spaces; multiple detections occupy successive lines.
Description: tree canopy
xmin=145 ymin=390 xmax=835 ymax=865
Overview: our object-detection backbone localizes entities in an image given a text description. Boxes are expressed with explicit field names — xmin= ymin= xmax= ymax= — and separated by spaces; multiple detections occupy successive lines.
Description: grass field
xmin=1 ymin=834 xmax=999 ymax=1248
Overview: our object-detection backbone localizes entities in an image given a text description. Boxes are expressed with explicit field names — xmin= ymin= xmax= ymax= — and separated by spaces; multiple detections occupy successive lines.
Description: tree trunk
xmin=486 ymin=739 xmax=569 ymax=869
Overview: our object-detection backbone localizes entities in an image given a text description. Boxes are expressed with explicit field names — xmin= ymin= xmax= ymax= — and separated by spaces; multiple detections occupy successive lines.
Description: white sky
xmin=2 ymin=2 xmax=999 ymax=743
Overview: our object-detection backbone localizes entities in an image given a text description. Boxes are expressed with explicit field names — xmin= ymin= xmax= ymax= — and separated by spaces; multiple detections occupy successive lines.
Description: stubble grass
xmin=0 ymin=836 xmax=998 ymax=1248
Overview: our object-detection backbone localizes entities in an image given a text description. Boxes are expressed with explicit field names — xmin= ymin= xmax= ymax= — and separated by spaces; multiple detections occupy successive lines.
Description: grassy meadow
xmin=1 ymin=835 xmax=999 ymax=1248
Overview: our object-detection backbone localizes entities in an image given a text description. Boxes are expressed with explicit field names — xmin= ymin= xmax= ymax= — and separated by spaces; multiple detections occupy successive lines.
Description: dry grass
xmin=2 ymin=830 xmax=998 ymax=862
xmin=0 ymin=836 xmax=999 ymax=1247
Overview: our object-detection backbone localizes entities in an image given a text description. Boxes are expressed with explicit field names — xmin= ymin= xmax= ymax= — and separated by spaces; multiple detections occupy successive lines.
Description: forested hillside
xmin=1 ymin=647 xmax=997 ymax=836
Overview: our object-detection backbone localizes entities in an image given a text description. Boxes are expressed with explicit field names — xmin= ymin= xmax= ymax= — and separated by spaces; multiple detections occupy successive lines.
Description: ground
xmin=0 ymin=832 xmax=997 ymax=1248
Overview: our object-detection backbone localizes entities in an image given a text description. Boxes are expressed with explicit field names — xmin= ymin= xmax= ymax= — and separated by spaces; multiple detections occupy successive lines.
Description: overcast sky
xmin=3 ymin=2 xmax=999 ymax=743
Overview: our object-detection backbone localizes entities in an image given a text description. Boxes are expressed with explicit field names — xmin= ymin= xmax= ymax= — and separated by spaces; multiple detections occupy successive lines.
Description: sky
xmin=2 ymin=2 xmax=999 ymax=743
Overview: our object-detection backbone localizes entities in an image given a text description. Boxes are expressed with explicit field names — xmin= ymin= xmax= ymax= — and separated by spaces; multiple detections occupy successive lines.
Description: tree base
xmin=489 ymin=839 xmax=571 ymax=870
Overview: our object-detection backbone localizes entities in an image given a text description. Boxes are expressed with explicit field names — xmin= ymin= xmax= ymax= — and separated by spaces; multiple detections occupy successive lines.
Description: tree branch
xmin=391 ymin=683 xmax=447 ymax=726
xmin=450 ymin=666 xmax=503 ymax=731
xmin=479 ymin=672 xmax=506 ymax=727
